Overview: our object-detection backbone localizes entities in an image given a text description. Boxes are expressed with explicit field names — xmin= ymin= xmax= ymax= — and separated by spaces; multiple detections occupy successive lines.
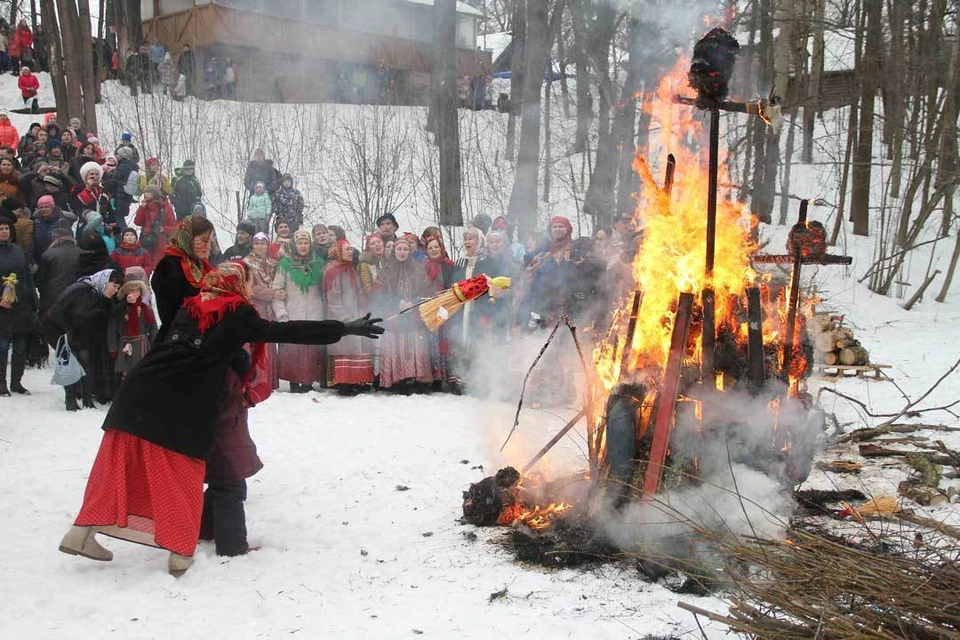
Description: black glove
xmin=344 ymin=313 xmax=385 ymax=339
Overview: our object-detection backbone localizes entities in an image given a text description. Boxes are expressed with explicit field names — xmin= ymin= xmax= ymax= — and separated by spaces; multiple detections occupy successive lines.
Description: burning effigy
xmin=462 ymin=29 xmax=844 ymax=575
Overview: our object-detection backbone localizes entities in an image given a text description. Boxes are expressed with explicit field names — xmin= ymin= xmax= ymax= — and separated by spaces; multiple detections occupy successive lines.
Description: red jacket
xmin=133 ymin=198 xmax=177 ymax=263
xmin=6 ymin=31 xmax=23 ymax=58
xmin=15 ymin=27 xmax=33 ymax=50
xmin=18 ymin=73 xmax=39 ymax=101
xmin=111 ymin=242 xmax=153 ymax=275
xmin=0 ymin=117 xmax=20 ymax=149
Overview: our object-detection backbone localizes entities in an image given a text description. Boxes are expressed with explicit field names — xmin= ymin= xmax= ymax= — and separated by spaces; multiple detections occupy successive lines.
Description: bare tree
xmin=849 ymin=0 xmax=882 ymax=236
xmin=434 ymin=0 xmax=463 ymax=225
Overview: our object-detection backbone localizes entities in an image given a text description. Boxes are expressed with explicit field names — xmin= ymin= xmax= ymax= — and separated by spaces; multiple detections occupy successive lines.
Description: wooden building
xmin=141 ymin=0 xmax=492 ymax=104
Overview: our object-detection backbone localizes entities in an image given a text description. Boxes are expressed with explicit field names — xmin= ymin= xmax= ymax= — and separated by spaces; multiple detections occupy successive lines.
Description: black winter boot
xmin=0 ymin=353 xmax=9 ymax=397
xmin=65 ymin=383 xmax=81 ymax=411
xmin=80 ymin=378 xmax=96 ymax=409
xmin=10 ymin=355 xmax=29 ymax=395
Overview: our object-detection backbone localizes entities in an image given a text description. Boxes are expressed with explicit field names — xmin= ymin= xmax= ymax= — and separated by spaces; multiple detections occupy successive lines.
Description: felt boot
xmin=58 ymin=526 xmax=113 ymax=561
xmin=65 ymin=384 xmax=81 ymax=411
xmin=0 ymin=352 xmax=9 ymax=397
xmin=168 ymin=552 xmax=194 ymax=577
xmin=10 ymin=355 xmax=29 ymax=395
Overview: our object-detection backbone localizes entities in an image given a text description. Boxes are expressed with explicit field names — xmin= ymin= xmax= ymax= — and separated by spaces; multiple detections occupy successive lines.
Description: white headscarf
xmin=80 ymin=269 xmax=118 ymax=296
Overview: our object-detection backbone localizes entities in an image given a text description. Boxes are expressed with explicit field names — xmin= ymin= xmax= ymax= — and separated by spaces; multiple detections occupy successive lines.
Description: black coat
xmin=206 ymin=367 xmax=262 ymax=483
xmin=76 ymin=229 xmax=115 ymax=278
xmin=151 ymin=254 xmax=199 ymax=343
xmin=221 ymin=243 xmax=251 ymax=262
xmin=243 ymin=160 xmax=281 ymax=195
xmin=44 ymin=280 xmax=112 ymax=352
xmin=110 ymin=159 xmax=137 ymax=206
xmin=32 ymin=208 xmax=66 ymax=261
xmin=0 ymin=240 xmax=39 ymax=337
xmin=104 ymin=303 xmax=347 ymax=459
xmin=37 ymin=237 xmax=80 ymax=313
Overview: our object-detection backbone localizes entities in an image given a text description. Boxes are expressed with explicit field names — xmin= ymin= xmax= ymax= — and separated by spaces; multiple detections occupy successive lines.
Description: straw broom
xmin=418 ymin=274 xmax=511 ymax=332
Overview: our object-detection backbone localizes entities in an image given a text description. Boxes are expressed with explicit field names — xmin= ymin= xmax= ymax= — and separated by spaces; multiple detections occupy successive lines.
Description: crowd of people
xmin=0 ymin=130 xmax=642 ymax=574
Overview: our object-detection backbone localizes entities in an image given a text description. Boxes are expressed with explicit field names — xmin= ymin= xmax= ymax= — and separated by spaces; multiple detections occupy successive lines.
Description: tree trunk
xmin=935 ymin=9 xmax=960 ymax=238
xmin=778 ymin=114 xmax=798 ymax=224
xmin=435 ymin=0 xmax=462 ymax=225
xmin=507 ymin=0 xmax=550 ymax=242
xmin=802 ymin=0 xmax=825 ymax=163
xmin=39 ymin=0 xmax=69 ymax=123
xmin=556 ymin=27 xmax=571 ymax=118
xmin=614 ymin=18 xmax=645 ymax=220
xmin=579 ymin=1 xmax=617 ymax=228
xmin=9 ymin=0 xmax=19 ymax=26
xmin=772 ymin=0 xmax=794 ymax=223
xmin=54 ymin=0 xmax=83 ymax=119
xmin=543 ymin=61 xmax=552 ymax=203
xmin=571 ymin=1 xmax=590 ymax=154
xmin=850 ymin=0 xmax=882 ymax=237
xmin=750 ymin=0 xmax=776 ymax=223
xmin=77 ymin=0 xmax=99 ymax=132
xmin=935 ymin=222 xmax=960 ymax=302
xmin=505 ymin=0 xmax=526 ymax=161
xmin=29 ymin=0 xmax=37 ymax=31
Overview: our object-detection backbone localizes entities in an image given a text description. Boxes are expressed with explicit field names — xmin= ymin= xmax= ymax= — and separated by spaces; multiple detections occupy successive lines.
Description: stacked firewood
xmin=811 ymin=315 xmax=869 ymax=366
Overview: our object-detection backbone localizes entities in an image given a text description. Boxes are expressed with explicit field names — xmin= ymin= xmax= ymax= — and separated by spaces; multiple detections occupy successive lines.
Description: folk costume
xmin=323 ymin=239 xmax=374 ymax=392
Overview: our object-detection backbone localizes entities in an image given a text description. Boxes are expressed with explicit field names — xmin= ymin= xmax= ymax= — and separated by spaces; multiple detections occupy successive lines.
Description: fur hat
xmin=124 ymin=266 xmax=147 ymax=284
xmin=237 ymin=220 xmax=256 ymax=237
xmin=37 ymin=195 xmax=55 ymax=208
xmin=119 ymin=280 xmax=148 ymax=299
xmin=80 ymin=161 xmax=102 ymax=181
xmin=116 ymin=146 xmax=134 ymax=161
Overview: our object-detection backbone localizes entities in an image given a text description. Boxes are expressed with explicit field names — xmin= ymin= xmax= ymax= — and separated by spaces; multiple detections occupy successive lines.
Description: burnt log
xmin=462 ymin=467 xmax=521 ymax=526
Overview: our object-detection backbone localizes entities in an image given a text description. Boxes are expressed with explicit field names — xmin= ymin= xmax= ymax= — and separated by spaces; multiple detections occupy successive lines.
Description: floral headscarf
xmin=182 ymin=261 xmax=264 ymax=381
xmin=277 ymin=229 xmax=324 ymax=292
xmin=423 ymin=233 xmax=453 ymax=284
xmin=323 ymin=239 xmax=360 ymax=294
xmin=164 ymin=215 xmax=213 ymax=288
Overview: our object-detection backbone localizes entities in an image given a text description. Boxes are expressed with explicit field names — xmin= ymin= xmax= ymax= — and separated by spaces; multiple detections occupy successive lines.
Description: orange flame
xmin=497 ymin=502 xmax=573 ymax=531
xmin=594 ymin=58 xmax=758 ymax=388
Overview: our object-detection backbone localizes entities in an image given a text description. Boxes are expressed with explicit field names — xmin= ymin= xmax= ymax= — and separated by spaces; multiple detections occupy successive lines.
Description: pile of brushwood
xmin=681 ymin=527 xmax=960 ymax=639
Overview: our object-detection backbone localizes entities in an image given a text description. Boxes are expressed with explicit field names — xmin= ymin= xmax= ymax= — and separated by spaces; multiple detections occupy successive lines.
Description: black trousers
xmin=200 ymin=479 xmax=248 ymax=556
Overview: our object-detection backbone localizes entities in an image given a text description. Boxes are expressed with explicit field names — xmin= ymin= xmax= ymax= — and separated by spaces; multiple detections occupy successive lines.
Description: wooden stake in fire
xmin=675 ymin=27 xmax=783 ymax=388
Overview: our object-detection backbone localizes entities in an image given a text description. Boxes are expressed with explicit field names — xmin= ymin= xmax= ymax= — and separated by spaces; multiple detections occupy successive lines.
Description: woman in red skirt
xmin=59 ymin=261 xmax=384 ymax=576
xmin=323 ymin=239 xmax=374 ymax=395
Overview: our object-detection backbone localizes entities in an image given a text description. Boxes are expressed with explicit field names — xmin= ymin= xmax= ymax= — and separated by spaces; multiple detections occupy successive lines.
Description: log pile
xmin=811 ymin=314 xmax=870 ymax=366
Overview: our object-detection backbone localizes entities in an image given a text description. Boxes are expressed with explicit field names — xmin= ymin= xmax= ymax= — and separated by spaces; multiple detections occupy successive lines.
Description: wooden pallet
xmin=812 ymin=363 xmax=893 ymax=382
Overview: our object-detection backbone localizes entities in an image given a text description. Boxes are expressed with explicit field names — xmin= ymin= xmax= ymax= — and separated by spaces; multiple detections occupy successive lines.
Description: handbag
xmin=50 ymin=334 xmax=85 ymax=386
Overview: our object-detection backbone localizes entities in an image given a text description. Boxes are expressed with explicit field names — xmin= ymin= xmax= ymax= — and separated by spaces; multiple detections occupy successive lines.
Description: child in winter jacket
xmin=111 ymin=229 xmax=153 ymax=275
xmin=132 ymin=184 xmax=176 ymax=267
xmin=246 ymin=181 xmax=272 ymax=235
xmin=107 ymin=280 xmax=157 ymax=378
xmin=18 ymin=66 xmax=39 ymax=109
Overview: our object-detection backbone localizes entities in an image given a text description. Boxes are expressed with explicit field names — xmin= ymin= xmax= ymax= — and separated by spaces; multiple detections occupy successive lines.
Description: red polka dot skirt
xmin=74 ymin=430 xmax=206 ymax=557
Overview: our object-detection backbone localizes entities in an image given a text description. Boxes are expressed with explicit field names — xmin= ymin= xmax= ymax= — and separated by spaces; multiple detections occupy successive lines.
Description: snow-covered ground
xmin=0 ymin=378 xmax=731 ymax=639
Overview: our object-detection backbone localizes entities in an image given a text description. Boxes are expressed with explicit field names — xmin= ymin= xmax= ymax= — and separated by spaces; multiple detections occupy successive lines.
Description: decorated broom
xmin=386 ymin=275 xmax=512 ymax=331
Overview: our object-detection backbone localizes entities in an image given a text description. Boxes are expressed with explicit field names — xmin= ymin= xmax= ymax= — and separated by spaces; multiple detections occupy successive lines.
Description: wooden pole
xmin=780 ymin=199 xmax=808 ymax=381
xmin=642 ymin=292 xmax=694 ymax=499
xmin=521 ymin=408 xmax=587 ymax=475
xmin=746 ymin=286 xmax=765 ymax=393
xmin=702 ymin=108 xmax=720 ymax=383
xmin=619 ymin=290 xmax=642 ymax=378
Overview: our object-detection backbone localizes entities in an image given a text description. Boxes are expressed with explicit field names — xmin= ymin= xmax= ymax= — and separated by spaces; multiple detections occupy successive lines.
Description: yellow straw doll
xmin=1 ymin=273 xmax=17 ymax=306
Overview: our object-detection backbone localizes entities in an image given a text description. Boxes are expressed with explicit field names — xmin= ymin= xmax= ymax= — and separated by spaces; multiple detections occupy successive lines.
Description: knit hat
xmin=42 ymin=174 xmax=62 ymax=187
xmin=104 ymin=156 xmax=118 ymax=168
xmin=87 ymin=136 xmax=100 ymax=146
xmin=119 ymin=280 xmax=147 ymax=299
xmin=69 ymin=117 xmax=82 ymax=127
xmin=84 ymin=211 xmax=102 ymax=226
xmin=144 ymin=184 xmax=162 ymax=200
xmin=254 ymin=181 xmax=265 ymax=191
xmin=181 ymin=159 xmax=196 ymax=170
xmin=4 ymin=197 xmax=24 ymax=211
xmin=80 ymin=161 xmax=102 ymax=181
xmin=121 ymin=132 xmax=132 ymax=142
xmin=253 ymin=232 xmax=269 ymax=242
xmin=550 ymin=215 xmax=573 ymax=238
xmin=29 ymin=122 xmax=41 ymax=131
xmin=37 ymin=195 xmax=55 ymax=208
xmin=122 ymin=228 xmax=139 ymax=240
xmin=376 ymin=212 xmax=399 ymax=228
xmin=146 ymin=157 xmax=160 ymax=168
xmin=237 ymin=220 xmax=256 ymax=237
xmin=491 ymin=215 xmax=510 ymax=231
xmin=191 ymin=202 xmax=206 ymax=216
xmin=45 ymin=138 xmax=60 ymax=151
xmin=116 ymin=146 xmax=134 ymax=161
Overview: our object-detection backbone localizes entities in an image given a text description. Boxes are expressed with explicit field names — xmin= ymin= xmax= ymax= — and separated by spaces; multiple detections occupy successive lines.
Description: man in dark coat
xmin=171 ymin=159 xmax=203 ymax=220
xmin=109 ymin=147 xmax=138 ymax=224
xmin=36 ymin=227 xmax=80 ymax=313
xmin=0 ymin=217 xmax=39 ymax=396
xmin=177 ymin=44 xmax=196 ymax=95
xmin=243 ymin=149 xmax=281 ymax=196
xmin=222 ymin=220 xmax=256 ymax=262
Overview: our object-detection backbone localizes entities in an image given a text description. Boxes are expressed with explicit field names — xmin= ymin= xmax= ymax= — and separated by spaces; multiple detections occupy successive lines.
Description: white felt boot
xmin=59 ymin=526 xmax=114 ymax=561
xmin=168 ymin=552 xmax=194 ymax=577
